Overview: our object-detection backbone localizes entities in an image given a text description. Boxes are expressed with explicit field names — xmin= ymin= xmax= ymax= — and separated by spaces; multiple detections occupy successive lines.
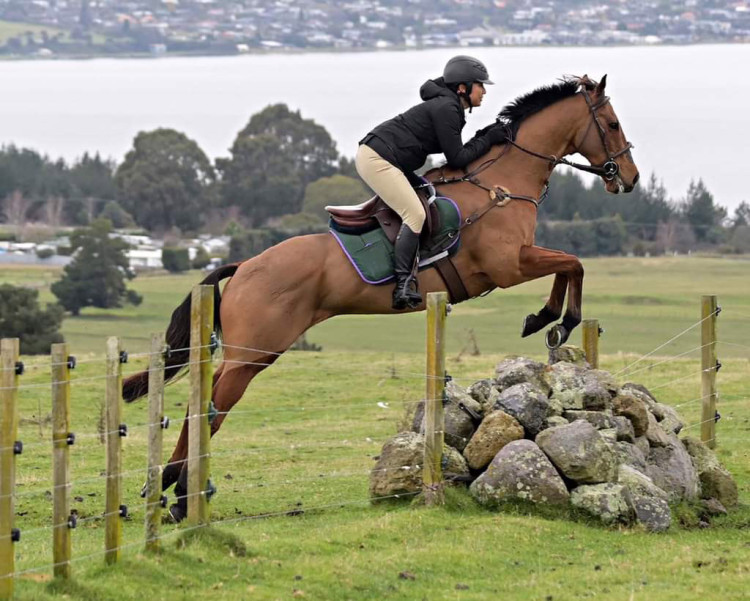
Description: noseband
xmin=509 ymin=89 xmax=634 ymax=182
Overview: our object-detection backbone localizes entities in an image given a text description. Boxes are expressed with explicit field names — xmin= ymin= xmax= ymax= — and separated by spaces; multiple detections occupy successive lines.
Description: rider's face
xmin=470 ymin=82 xmax=486 ymax=107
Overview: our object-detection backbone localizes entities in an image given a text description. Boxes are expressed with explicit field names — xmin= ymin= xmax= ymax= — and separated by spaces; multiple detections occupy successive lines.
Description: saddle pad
xmin=329 ymin=196 xmax=461 ymax=285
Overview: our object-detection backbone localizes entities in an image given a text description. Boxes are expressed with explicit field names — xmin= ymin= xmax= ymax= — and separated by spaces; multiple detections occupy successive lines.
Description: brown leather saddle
xmin=325 ymin=185 xmax=440 ymax=244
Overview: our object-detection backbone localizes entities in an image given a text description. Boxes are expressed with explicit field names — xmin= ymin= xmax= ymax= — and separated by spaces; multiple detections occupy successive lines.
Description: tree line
xmin=2 ymin=102 xmax=749 ymax=259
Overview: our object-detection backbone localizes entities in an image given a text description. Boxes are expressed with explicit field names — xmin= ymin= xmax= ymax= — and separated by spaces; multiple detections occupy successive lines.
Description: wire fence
xmin=2 ymin=294 xmax=748 ymax=593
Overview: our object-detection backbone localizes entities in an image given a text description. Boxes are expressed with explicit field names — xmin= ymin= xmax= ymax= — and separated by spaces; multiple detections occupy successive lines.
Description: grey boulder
xmin=617 ymin=464 xmax=671 ymax=532
xmin=613 ymin=415 xmax=636 ymax=443
xmin=470 ymin=440 xmax=569 ymax=507
xmin=494 ymin=357 xmax=551 ymax=395
xmin=492 ymin=382 xmax=550 ymax=438
xmin=370 ymin=432 xmax=469 ymax=499
xmin=547 ymin=363 xmax=615 ymax=411
xmin=645 ymin=411 xmax=670 ymax=448
xmin=535 ymin=420 xmax=618 ymax=484
xmin=646 ymin=434 xmax=700 ymax=502
xmin=412 ymin=381 xmax=482 ymax=452
xmin=570 ymin=483 xmax=635 ymax=525
xmin=682 ymin=437 xmax=738 ymax=508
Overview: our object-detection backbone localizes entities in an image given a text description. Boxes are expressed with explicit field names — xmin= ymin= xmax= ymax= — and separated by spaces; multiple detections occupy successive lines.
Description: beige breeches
xmin=355 ymin=144 xmax=426 ymax=234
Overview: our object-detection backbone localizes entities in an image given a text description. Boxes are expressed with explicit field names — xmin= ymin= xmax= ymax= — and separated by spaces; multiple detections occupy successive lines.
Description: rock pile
xmin=370 ymin=353 xmax=738 ymax=531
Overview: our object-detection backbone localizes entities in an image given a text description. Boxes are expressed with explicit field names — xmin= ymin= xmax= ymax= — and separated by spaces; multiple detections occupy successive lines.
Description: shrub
xmin=162 ymin=247 xmax=191 ymax=273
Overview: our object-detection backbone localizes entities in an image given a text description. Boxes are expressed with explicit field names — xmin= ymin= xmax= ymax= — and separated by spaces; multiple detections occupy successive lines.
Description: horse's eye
xmin=609 ymin=122 xmax=620 ymax=131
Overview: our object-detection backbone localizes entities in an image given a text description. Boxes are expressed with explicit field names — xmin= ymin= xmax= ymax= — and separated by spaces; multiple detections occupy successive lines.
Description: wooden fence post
xmin=51 ymin=343 xmax=72 ymax=579
xmin=0 ymin=339 xmax=20 ymax=601
xmin=582 ymin=319 xmax=600 ymax=369
xmin=423 ymin=292 xmax=448 ymax=507
xmin=104 ymin=337 xmax=123 ymax=565
xmin=145 ymin=333 xmax=165 ymax=552
xmin=188 ymin=286 xmax=214 ymax=526
xmin=701 ymin=295 xmax=719 ymax=449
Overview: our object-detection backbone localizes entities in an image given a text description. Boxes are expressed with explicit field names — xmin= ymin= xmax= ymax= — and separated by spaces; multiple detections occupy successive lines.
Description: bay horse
xmin=123 ymin=75 xmax=639 ymax=518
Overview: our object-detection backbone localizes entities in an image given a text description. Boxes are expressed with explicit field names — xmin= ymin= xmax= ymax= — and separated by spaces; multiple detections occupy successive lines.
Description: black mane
xmin=498 ymin=77 xmax=586 ymax=137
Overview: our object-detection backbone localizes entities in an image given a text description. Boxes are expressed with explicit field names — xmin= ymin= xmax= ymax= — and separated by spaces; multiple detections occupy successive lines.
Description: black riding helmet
xmin=443 ymin=55 xmax=493 ymax=112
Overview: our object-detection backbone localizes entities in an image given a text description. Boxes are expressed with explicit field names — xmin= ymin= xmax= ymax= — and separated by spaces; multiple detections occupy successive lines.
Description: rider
xmin=356 ymin=55 xmax=506 ymax=310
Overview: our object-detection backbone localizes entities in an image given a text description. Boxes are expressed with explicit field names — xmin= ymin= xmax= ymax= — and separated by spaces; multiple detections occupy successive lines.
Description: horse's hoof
xmin=521 ymin=314 xmax=538 ymax=338
xmin=545 ymin=324 xmax=569 ymax=349
xmin=168 ymin=503 xmax=187 ymax=523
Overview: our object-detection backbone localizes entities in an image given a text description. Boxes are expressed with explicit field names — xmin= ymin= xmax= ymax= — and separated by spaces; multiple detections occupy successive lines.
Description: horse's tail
xmin=122 ymin=263 xmax=241 ymax=403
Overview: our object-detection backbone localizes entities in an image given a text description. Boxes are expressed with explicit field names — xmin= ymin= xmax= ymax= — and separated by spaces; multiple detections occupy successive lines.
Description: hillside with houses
xmin=1 ymin=0 xmax=749 ymax=58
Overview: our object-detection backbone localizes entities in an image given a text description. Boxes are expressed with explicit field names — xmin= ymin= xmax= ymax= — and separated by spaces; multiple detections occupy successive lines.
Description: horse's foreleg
xmin=518 ymin=245 xmax=584 ymax=346
xmin=521 ymin=273 xmax=567 ymax=337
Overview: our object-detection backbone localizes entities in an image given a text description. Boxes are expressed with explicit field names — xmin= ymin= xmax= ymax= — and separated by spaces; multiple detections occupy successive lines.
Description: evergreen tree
xmin=115 ymin=129 xmax=215 ymax=232
xmin=51 ymin=219 xmax=142 ymax=316
xmin=217 ymin=104 xmax=338 ymax=226
xmin=682 ymin=179 xmax=727 ymax=242
xmin=0 ymin=285 xmax=64 ymax=355
xmin=731 ymin=201 xmax=750 ymax=228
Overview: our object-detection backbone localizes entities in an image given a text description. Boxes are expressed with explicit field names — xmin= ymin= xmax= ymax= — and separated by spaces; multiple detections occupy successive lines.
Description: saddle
xmin=325 ymin=183 xmax=439 ymax=244
xmin=326 ymin=182 xmax=471 ymax=304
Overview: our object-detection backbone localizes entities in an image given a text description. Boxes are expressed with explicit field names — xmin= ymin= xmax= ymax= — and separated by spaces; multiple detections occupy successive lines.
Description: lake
xmin=0 ymin=45 xmax=747 ymax=211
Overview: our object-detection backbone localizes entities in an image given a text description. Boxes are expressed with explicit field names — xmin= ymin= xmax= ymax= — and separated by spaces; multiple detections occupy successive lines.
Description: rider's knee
xmin=404 ymin=206 xmax=426 ymax=234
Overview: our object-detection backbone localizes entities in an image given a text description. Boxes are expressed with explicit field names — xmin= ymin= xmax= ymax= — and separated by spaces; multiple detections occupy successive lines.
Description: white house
xmin=127 ymin=249 xmax=163 ymax=270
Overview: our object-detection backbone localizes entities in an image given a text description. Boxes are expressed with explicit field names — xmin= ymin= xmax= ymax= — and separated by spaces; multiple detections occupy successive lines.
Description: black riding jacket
xmin=360 ymin=77 xmax=493 ymax=176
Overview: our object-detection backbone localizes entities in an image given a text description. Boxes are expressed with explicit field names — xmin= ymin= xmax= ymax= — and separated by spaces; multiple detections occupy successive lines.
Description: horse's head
xmin=572 ymin=75 xmax=639 ymax=194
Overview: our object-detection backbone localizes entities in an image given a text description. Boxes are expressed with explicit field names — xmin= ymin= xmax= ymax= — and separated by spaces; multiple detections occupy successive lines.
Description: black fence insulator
xmin=715 ymin=411 xmax=721 ymax=423
xmin=444 ymin=372 xmax=452 ymax=384
xmin=139 ymin=482 xmax=147 ymax=498
xmin=67 ymin=510 xmax=78 ymax=529
xmin=14 ymin=361 xmax=24 ymax=376
xmin=10 ymin=528 xmax=20 ymax=543
xmin=66 ymin=432 xmax=75 ymax=446
xmin=598 ymin=325 xmax=606 ymax=336
xmin=118 ymin=424 xmax=128 ymax=437
xmin=715 ymin=360 xmax=722 ymax=373
xmin=209 ymin=332 xmax=219 ymax=355
xmin=119 ymin=350 xmax=128 ymax=364
xmin=205 ymin=479 xmax=217 ymax=502
xmin=716 ymin=305 xmax=722 ymax=317
xmin=163 ymin=344 xmax=172 ymax=360
xmin=160 ymin=416 xmax=170 ymax=430
xmin=12 ymin=441 xmax=22 ymax=455
xmin=67 ymin=356 xmax=77 ymax=370
xmin=208 ymin=402 xmax=218 ymax=424
xmin=160 ymin=495 xmax=168 ymax=509
xmin=119 ymin=504 xmax=128 ymax=518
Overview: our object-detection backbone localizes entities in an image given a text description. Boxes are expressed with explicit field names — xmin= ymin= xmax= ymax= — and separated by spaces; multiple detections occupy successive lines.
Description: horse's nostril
xmin=633 ymin=172 xmax=640 ymax=186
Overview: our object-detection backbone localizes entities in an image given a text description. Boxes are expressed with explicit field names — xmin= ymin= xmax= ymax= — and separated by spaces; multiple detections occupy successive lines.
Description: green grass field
xmin=10 ymin=255 xmax=750 ymax=358
xmin=3 ymin=256 xmax=750 ymax=600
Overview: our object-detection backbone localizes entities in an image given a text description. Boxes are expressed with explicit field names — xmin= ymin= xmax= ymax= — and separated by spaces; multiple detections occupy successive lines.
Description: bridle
xmin=507 ymin=88 xmax=634 ymax=182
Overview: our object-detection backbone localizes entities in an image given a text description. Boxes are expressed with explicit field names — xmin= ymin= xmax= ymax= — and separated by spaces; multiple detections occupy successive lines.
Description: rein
xmin=427 ymin=88 xmax=634 ymax=232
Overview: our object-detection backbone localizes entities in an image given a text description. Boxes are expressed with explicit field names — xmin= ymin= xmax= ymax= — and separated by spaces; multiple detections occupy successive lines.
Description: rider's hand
xmin=486 ymin=125 xmax=508 ymax=145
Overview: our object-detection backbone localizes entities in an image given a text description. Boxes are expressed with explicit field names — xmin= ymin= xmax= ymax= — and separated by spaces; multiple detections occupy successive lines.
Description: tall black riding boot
xmin=392 ymin=224 xmax=422 ymax=310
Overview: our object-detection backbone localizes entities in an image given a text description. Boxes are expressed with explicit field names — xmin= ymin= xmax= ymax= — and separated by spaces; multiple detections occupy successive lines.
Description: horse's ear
xmin=597 ymin=74 xmax=608 ymax=94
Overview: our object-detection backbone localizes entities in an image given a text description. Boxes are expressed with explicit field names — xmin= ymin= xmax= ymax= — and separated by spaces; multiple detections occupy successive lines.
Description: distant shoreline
xmin=1 ymin=39 xmax=747 ymax=62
